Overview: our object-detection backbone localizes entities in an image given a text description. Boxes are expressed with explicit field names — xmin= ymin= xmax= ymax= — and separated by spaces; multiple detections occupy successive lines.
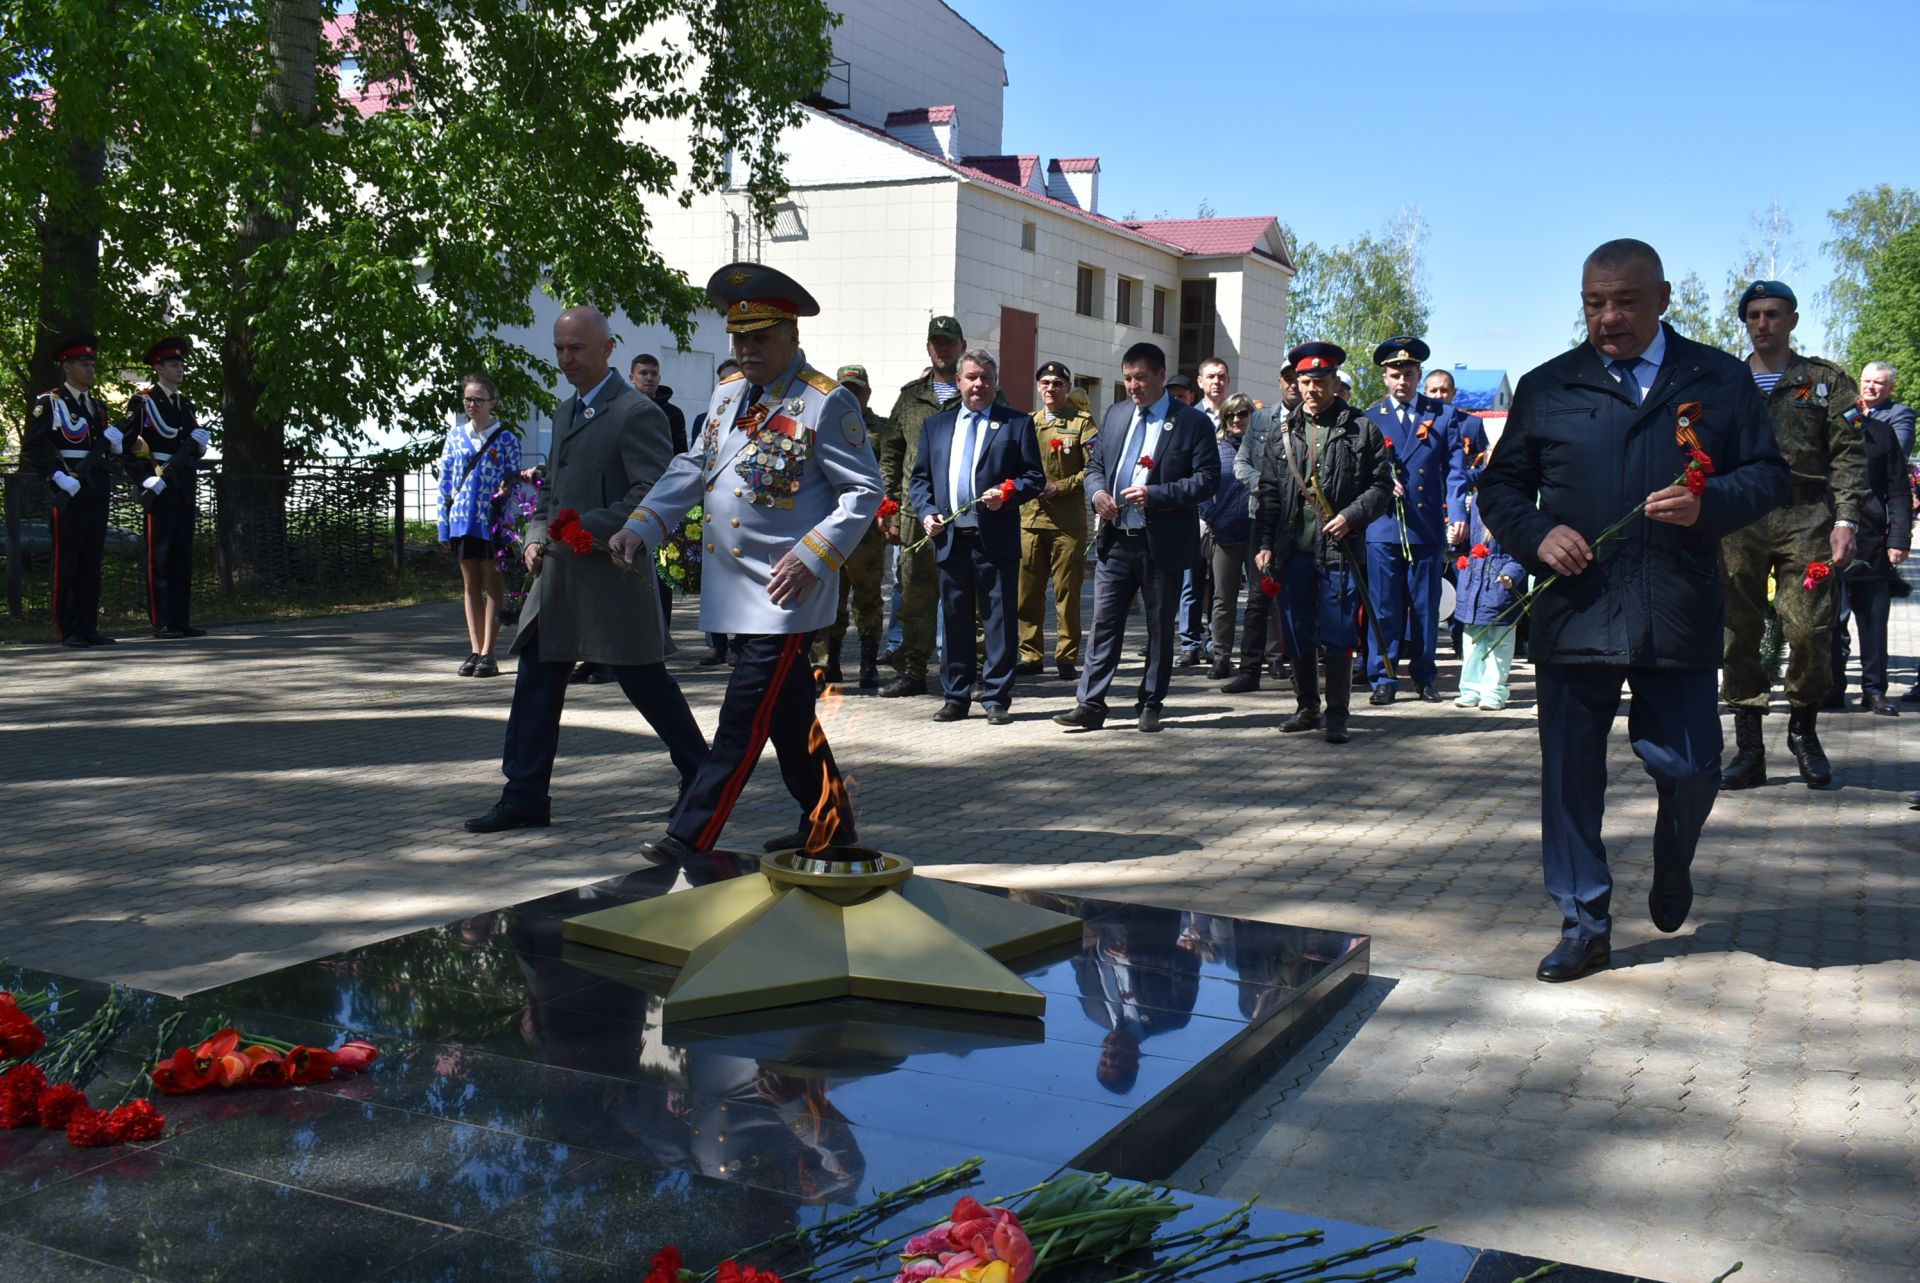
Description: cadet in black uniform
xmin=23 ymin=334 xmax=122 ymax=646
xmin=123 ymin=336 xmax=212 ymax=637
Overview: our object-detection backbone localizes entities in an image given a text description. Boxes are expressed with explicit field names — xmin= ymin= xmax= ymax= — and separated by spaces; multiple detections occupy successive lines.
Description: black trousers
xmin=936 ymin=532 xmax=1019 ymax=709
xmin=1077 ymin=531 xmax=1181 ymax=712
xmin=51 ymin=490 xmax=108 ymax=641
xmin=668 ymin=631 xmax=855 ymax=852
xmin=499 ymin=627 xmax=708 ymax=811
xmin=1831 ymin=575 xmax=1892 ymax=699
xmin=145 ymin=483 xmax=196 ymax=631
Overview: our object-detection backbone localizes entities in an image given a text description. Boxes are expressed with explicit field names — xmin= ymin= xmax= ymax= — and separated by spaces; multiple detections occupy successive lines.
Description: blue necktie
xmin=1612 ymin=359 xmax=1642 ymax=405
xmin=957 ymin=410 xmax=979 ymax=513
xmin=1116 ymin=409 xmax=1149 ymax=528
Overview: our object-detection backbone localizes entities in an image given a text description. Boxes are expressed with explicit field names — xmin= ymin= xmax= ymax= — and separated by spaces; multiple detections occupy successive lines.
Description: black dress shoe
xmin=1014 ymin=660 xmax=1045 ymax=676
xmin=698 ymin=646 xmax=726 ymax=666
xmin=1417 ymin=684 xmax=1443 ymax=703
xmin=1270 ymin=659 xmax=1291 ymax=680
xmin=986 ymin=707 xmax=1013 ymax=726
xmin=458 ymin=653 xmax=480 ymax=676
xmin=472 ymin=654 xmax=500 ymax=678
xmin=1901 ymin=686 xmax=1920 ymax=704
xmin=155 ymin=627 xmax=191 ymax=640
xmin=1056 ymin=662 xmax=1078 ymax=682
xmin=1054 ymin=703 xmax=1105 ymax=730
xmin=1368 ymin=686 xmax=1396 ymax=706
xmin=1859 ymin=692 xmax=1899 ymax=717
xmin=1207 ymin=657 xmax=1233 ymax=680
xmin=1137 ymin=706 xmax=1162 ymax=733
xmin=62 ymin=635 xmax=91 ymax=649
xmin=1221 ymin=670 xmax=1261 ymax=694
xmin=878 ymin=674 xmax=928 ymax=698
xmin=1649 ymin=867 xmax=1694 ymax=933
xmin=933 ymin=701 xmax=969 ymax=722
xmin=641 ymin=834 xmax=697 ymax=865
xmin=464 ymin=801 xmax=551 ymax=833
xmin=1323 ymin=712 xmax=1350 ymax=744
xmin=180 ymin=626 xmax=207 ymax=638
xmin=83 ymin=632 xmax=116 ymax=645
xmin=568 ymin=661 xmax=597 ymax=685
xmin=1536 ymin=935 xmax=1611 ymax=982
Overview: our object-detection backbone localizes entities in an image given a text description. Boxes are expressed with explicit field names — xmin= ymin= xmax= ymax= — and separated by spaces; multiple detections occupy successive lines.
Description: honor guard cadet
xmin=808 ymin=363 xmax=890 ymax=691
xmin=124 ymin=336 xmax=213 ymax=638
xmin=1251 ymin=343 xmax=1395 ymax=743
xmin=1362 ymin=336 xmax=1474 ymax=703
xmin=23 ymin=334 xmax=123 ymax=646
xmin=611 ymin=263 xmax=884 ymax=861
xmin=1719 ymin=280 xmax=1869 ymax=791
xmin=1017 ymin=360 xmax=1098 ymax=682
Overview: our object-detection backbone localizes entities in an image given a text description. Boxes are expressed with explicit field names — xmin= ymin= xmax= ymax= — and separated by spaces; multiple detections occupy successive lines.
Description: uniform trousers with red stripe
xmin=667 ymin=631 xmax=855 ymax=853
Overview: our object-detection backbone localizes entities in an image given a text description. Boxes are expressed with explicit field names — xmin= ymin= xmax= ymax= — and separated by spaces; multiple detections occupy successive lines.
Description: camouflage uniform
xmin=877 ymin=374 xmax=953 ymax=681
xmin=1721 ymin=354 xmax=1868 ymax=711
xmin=811 ymin=406 xmax=891 ymax=677
xmin=1017 ymin=404 xmax=1097 ymax=665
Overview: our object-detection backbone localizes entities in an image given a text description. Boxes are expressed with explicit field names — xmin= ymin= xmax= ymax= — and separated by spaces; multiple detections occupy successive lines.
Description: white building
xmin=427 ymin=0 xmax=1295 ymax=458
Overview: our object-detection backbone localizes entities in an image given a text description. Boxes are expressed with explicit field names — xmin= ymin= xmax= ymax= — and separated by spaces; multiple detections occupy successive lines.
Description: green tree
xmin=1284 ymin=206 xmax=1429 ymax=406
xmin=1846 ymin=227 xmax=1920 ymax=396
xmin=1664 ymin=270 xmax=1745 ymax=354
xmin=1821 ymin=184 xmax=1920 ymax=355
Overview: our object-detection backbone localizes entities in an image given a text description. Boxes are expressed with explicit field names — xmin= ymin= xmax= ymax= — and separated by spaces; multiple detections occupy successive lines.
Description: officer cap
xmin=146 ymin=336 xmax=191 ymax=365
xmin=1373 ymin=335 xmax=1430 ymax=367
xmin=54 ymin=334 xmax=98 ymax=363
xmin=927 ymin=315 xmax=964 ymax=342
xmin=1036 ymin=360 xmax=1072 ymax=382
xmin=835 ymin=363 xmax=870 ymax=390
xmin=1738 ymin=279 xmax=1796 ymax=318
xmin=1286 ymin=341 xmax=1347 ymax=375
xmin=706 ymin=261 xmax=819 ymax=333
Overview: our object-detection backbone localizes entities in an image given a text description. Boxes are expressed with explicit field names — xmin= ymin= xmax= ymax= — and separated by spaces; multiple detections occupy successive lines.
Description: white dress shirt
xmin=947 ymin=402 xmax=992 ymax=528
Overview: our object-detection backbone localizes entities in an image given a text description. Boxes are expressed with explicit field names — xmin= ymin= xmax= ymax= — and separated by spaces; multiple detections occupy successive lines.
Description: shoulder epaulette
xmin=35 ymin=388 xmax=57 ymax=399
xmin=800 ymin=368 xmax=838 ymax=396
xmin=719 ymin=369 xmax=745 ymax=384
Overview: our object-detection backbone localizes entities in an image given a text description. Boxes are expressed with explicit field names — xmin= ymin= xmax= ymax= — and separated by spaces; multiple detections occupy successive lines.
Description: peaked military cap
xmin=145 ymin=335 xmax=191 ymax=365
xmin=54 ymin=333 xmax=98 ymax=362
xmin=1738 ymin=279 xmax=1796 ymax=317
xmin=1036 ymin=360 xmax=1071 ymax=382
xmin=1286 ymin=342 xmax=1347 ymax=374
xmin=835 ymin=363 xmax=870 ymax=390
xmin=1373 ymin=335 xmax=1430 ymax=367
xmin=707 ymin=261 xmax=819 ymax=333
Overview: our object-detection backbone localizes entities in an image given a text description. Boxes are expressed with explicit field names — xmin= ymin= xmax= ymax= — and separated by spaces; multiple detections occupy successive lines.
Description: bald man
xmin=466 ymin=305 xmax=708 ymax=832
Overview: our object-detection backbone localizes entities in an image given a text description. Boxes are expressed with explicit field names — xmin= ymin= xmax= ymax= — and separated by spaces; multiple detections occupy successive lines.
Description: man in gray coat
xmin=466 ymin=306 xmax=708 ymax=832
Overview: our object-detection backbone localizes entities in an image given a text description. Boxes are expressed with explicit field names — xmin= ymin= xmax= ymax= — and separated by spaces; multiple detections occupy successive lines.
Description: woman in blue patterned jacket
xmin=437 ymin=374 xmax=522 ymax=676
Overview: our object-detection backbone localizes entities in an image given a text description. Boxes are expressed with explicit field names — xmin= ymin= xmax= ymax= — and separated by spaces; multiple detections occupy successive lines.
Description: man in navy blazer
xmin=1055 ymin=341 xmax=1220 ymax=732
xmin=909 ymin=349 xmax=1045 ymax=723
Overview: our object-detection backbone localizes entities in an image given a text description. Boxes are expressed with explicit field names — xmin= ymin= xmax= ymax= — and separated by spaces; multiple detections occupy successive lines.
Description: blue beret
xmin=1738 ymin=279 xmax=1796 ymax=317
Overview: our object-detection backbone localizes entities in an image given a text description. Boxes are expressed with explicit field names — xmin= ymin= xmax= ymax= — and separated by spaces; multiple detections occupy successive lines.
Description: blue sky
xmin=955 ymin=0 xmax=1916 ymax=379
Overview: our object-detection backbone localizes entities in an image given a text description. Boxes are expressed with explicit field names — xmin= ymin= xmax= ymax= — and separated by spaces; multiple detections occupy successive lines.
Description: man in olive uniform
xmin=1016 ymin=360 xmax=1097 ymax=681
xmin=23 ymin=334 xmax=123 ymax=647
xmin=1719 ymin=280 xmax=1868 ymax=791
xmin=810 ymin=363 xmax=890 ymax=690
xmin=124 ymin=336 xmax=213 ymax=638
xmin=876 ymin=315 xmax=968 ymax=698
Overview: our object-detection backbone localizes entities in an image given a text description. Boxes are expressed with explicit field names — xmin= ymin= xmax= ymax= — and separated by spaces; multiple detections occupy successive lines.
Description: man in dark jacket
xmin=1827 ymin=401 xmax=1912 ymax=713
xmin=1253 ymin=343 xmax=1395 ymax=744
xmin=1479 ymin=239 xmax=1788 ymax=984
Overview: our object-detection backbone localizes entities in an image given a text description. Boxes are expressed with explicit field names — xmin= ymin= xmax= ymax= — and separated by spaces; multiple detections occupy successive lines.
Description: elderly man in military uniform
xmin=1719 ymin=280 xmax=1868 ymax=791
xmin=123 ymin=336 xmax=213 ymax=638
xmin=1252 ymin=343 xmax=1395 ymax=744
xmin=875 ymin=315 xmax=968 ymax=698
xmin=24 ymin=334 xmax=123 ymax=647
xmin=808 ymin=363 xmax=890 ymax=691
xmin=1362 ymin=336 xmax=1473 ymax=704
xmin=1016 ymin=360 xmax=1097 ymax=682
xmin=612 ymin=263 xmax=884 ymax=861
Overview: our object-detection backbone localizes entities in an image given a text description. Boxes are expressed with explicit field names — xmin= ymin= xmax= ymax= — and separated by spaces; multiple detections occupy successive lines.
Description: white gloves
xmin=143 ymin=477 xmax=167 ymax=495
xmin=190 ymin=428 xmax=211 ymax=449
xmin=104 ymin=426 xmax=123 ymax=453
xmin=53 ymin=472 xmax=81 ymax=497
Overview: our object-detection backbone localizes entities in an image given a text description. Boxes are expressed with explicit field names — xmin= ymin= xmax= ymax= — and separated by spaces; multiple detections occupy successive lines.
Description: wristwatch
xmin=1835 ymin=519 xmax=1860 ymax=531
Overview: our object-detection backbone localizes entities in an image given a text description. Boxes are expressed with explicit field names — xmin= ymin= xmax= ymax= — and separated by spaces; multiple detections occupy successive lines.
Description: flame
xmin=801 ymin=717 xmax=854 ymax=853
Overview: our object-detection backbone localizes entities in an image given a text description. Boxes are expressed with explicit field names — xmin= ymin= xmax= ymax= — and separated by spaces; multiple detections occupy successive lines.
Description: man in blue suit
xmin=909 ymin=349 xmax=1045 ymax=724
xmin=1362 ymin=336 xmax=1473 ymax=704
xmin=1055 ymin=341 xmax=1220 ymax=733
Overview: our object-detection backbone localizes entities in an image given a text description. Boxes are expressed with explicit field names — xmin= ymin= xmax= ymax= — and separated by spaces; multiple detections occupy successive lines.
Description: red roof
xmin=884 ymin=105 xmax=955 ymax=127
xmin=324 ymin=14 xmax=403 ymax=116
xmin=961 ymin=154 xmax=1039 ymax=188
xmin=1048 ymin=157 xmax=1099 ymax=173
xmin=1121 ymin=217 xmax=1277 ymax=256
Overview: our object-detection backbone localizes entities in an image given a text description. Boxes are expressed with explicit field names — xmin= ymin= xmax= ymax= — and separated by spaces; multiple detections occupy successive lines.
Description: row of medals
xmin=736 ymin=395 xmax=808 ymax=510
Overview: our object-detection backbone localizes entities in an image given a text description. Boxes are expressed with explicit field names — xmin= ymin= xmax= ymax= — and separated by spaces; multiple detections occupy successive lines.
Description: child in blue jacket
xmin=1452 ymin=496 xmax=1526 ymax=709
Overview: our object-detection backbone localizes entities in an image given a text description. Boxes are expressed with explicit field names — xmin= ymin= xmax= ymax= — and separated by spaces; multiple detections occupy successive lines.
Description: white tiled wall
xmin=826 ymin=0 xmax=1007 ymax=158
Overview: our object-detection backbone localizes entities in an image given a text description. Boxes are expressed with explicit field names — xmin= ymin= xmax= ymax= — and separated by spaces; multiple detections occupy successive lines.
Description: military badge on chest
xmin=736 ymin=394 xmax=813 ymax=509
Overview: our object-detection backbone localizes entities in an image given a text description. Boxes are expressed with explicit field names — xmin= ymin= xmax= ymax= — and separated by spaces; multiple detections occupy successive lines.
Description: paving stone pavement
xmin=3 ymin=596 xmax=1917 ymax=1282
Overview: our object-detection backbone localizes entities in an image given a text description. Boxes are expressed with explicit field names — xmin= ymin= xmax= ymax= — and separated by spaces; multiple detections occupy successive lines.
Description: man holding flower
xmin=1478 ymin=239 xmax=1788 ymax=983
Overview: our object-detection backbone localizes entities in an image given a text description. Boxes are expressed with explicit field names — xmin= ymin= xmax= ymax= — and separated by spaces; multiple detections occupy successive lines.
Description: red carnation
xmin=1687 ymin=446 xmax=1714 ymax=473
xmin=0 ymin=1086 xmax=37 ymax=1128
xmin=36 ymin=1083 xmax=90 ymax=1129
xmin=1470 ymin=543 xmax=1490 ymax=559
xmin=875 ymin=497 xmax=900 ymax=522
xmin=65 ymin=1106 xmax=113 ymax=1147
xmin=1049 ymin=436 xmax=1066 ymax=453
xmin=1802 ymin=560 xmax=1832 ymax=592
xmin=1136 ymin=454 xmax=1155 ymax=471
xmin=1684 ymin=468 xmax=1708 ymax=496
xmin=1456 ymin=555 xmax=1471 ymax=570
xmin=1259 ymin=574 xmax=1282 ymax=598
xmin=644 ymin=1245 xmax=684 ymax=1283
xmin=997 ymin=478 xmax=1016 ymax=500
xmin=106 ymin=1099 xmax=165 ymax=1143
xmin=0 ymin=999 xmax=47 ymax=1061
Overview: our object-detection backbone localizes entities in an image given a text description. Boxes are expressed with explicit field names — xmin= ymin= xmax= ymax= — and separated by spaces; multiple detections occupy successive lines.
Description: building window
xmin=1178 ymin=279 xmax=1218 ymax=375
xmin=1075 ymin=264 xmax=1099 ymax=318
xmin=1111 ymin=380 xmax=1126 ymax=408
xmin=1116 ymin=277 xmax=1139 ymax=327
xmin=1152 ymin=287 xmax=1168 ymax=335
xmin=1020 ymin=221 xmax=1036 ymax=251
xmin=1074 ymin=376 xmax=1101 ymax=415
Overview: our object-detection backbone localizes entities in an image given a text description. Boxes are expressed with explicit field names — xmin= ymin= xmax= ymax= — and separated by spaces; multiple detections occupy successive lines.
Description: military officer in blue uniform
xmin=611 ymin=263 xmax=884 ymax=861
xmin=23 ymin=334 xmax=123 ymax=647
xmin=123 ymin=336 xmax=213 ymax=638
xmin=1362 ymin=336 xmax=1473 ymax=703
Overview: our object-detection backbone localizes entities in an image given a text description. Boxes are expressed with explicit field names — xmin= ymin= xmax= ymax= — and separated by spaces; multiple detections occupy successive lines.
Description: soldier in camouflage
xmin=1719 ymin=280 xmax=1868 ymax=791
xmin=810 ymin=364 xmax=892 ymax=690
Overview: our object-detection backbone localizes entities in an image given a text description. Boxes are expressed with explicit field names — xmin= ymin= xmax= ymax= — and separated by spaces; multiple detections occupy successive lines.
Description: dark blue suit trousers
xmin=936 ymin=529 xmax=1019 ymax=709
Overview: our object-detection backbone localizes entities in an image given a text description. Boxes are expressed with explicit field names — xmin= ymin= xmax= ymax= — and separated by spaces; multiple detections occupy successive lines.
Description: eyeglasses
xmin=1226 ymin=411 xmax=1251 ymax=420
xmin=462 ymin=396 xmax=495 ymax=405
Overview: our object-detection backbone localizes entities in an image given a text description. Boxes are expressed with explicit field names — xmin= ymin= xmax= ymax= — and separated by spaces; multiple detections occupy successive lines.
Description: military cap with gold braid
xmin=1372 ymin=335 xmax=1431 ymax=368
xmin=707 ymin=261 xmax=820 ymax=333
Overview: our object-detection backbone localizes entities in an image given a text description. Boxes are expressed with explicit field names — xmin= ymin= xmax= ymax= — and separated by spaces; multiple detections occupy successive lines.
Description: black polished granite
xmin=0 ymin=862 xmax=1669 ymax=1281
